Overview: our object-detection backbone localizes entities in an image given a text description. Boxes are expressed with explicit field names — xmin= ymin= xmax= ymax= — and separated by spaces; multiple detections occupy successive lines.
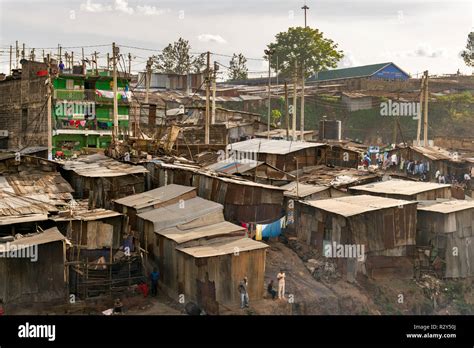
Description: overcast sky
xmin=0 ymin=0 xmax=472 ymax=77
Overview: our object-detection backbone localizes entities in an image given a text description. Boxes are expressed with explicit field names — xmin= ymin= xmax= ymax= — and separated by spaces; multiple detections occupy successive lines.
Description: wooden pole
xmin=205 ymin=51 xmax=211 ymax=145
xmin=82 ymin=48 xmax=85 ymax=75
xmin=285 ymin=82 xmax=289 ymax=140
xmin=292 ymin=62 xmax=298 ymax=141
xmin=212 ymin=61 xmax=217 ymax=125
xmin=267 ymin=52 xmax=272 ymax=139
xmin=128 ymin=52 xmax=132 ymax=75
xmin=300 ymin=63 xmax=305 ymax=140
xmin=15 ymin=41 xmax=19 ymax=68
xmin=112 ymin=43 xmax=119 ymax=143
xmin=9 ymin=45 xmax=12 ymax=74
xmin=47 ymin=54 xmax=53 ymax=160
xmin=416 ymin=75 xmax=424 ymax=146
xmin=423 ymin=70 xmax=429 ymax=147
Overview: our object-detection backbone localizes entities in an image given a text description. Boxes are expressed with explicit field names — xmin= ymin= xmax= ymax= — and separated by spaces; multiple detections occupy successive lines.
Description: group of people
xmin=238 ymin=269 xmax=287 ymax=309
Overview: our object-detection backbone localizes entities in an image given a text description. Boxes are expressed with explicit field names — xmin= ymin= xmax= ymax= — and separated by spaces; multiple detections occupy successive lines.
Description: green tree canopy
xmin=228 ymin=53 xmax=248 ymax=80
xmin=266 ymin=26 xmax=343 ymax=78
xmin=152 ymin=38 xmax=206 ymax=74
xmin=461 ymin=32 xmax=474 ymax=67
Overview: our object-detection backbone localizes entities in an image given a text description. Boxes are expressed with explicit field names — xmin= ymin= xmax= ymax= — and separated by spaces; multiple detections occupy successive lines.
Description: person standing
xmin=150 ymin=268 xmax=160 ymax=297
xmin=238 ymin=276 xmax=249 ymax=308
xmin=277 ymin=269 xmax=286 ymax=300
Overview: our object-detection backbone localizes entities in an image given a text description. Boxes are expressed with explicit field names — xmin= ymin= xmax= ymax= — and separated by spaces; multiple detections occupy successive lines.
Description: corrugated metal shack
xmin=417 ymin=200 xmax=474 ymax=278
xmin=295 ymin=195 xmax=417 ymax=280
xmin=0 ymin=154 xmax=74 ymax=235
xmin=350 ymin=180 xmax=452 ymax=201
xmin=144 ymin=161 xmax=286 ymax=224
xmin=226 ymin=138 xmax=328 ymax=173
xmin=50 ymin=205 xmax=144 ymax=299
xmin=59 ymin=154 xmax=148 ymax=209
xmin=206 ymin=159 xmax=295 ymax=185
xmin=325 ymin=144 xmax=364 ymax=169
xmin=387 ymin=145 xmax=472 ymax=181
xmin=136 ymin=196 xmax=268 ymax=311
xmin=114 ymin=184 xmax=197 ymax=232
xmin=0 ymin=227 xmax=67 ymax=304
xmin=176 ymin=238 xmax=267 ymax=310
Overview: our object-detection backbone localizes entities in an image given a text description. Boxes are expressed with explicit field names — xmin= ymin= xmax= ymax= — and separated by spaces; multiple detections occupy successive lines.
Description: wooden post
xmin=9 ymin=45 xmax=12 ymax=75
xmin=423 ymin=70 xmax=429 ymax=147
xmin=416 ymin=75 xmax=424 ymax=146
xmin=292 ymin=62 xmax=298 ymax=141
xmin=285 ymin=82 xmax=289 ymax=139
xmin=112 ymin=42 xmax=119 ymax=143
xmin=46 ymin=54 xmax=53 ymax=160
xmin=300 ymin=63 xmax=305 ymax=140
xmin=205 ymin=51 xmax=211 ymax=144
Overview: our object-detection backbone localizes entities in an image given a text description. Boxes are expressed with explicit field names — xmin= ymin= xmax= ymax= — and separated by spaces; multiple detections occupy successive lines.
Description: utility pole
xmin=15 ymin=41 xmax=19 ymax=68
xmin=71 ymin=51 xmax=74 ymax=68
xmin=128 ymin=53 xmax=132 ymax=75
xmin=107 ymin=53 xmax=110 ymax=70
xmin=30 ymin=49 xmax=35 ymax=61
xmin=93 ymin=52 xmax=98 ymax=75
xmin=81 ymin=48 xmax=85 ymax=75
xmin=112 ymin=42 xmax=119 ymax=144
xmin=46 ymin=54 xmax=53 ymax=160
xmin=302 ymin=4 xmax=309 ymax=27
xmin=264 ymin=48 xmax=274 ymax=139
xmin=285 ymin=82 xmax=289 ymax=139
xmin=205 ymin=51 xmax=211 ymax=145
xmin=145 ymin=57 xmax=152 ymax=104
xmin=423 ymin=70 xmax=429 ymax=147
xmin=9 ymin=45 xmax=12 ymax=74
xmin=292 ymin=61 xmax=298 ymax=141
xmin=212 ymin=61 xmax=218 ymax=125
xmin=300 ymin=63 xmax=305 ymax=140
xmin=64 ymin=52 xmax=69 ymax=69
xmin=21 ymin=43 xmax=25 ymax=60
xmin=58 ymin=44 xmax=62 ymax=63
xmin=416 ymin=74 xmax=424 ymax=146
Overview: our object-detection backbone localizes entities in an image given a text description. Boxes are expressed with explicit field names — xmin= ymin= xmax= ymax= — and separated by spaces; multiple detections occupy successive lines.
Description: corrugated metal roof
xmin=350 ymin=180 xmax=451 ymax=196
xmin=417 ymin=200 xmax=474 ymax=214
xmin=227 ymin=138 xmax=325 ymax=155
xmin=157 ymin=162 xmax=286 ymax=190
xmin=177 ymin=237 xmax=268 ymax=258
xmin=0 ymin=213 xmax=49 ymax=226
xmin=281 ymin=182 xmax=329 ymax=198
xmin=50 ymin=208 xmax=122 ymax=222
xmin=410 ymin=146 xmax=459 ymax=161
xmin=206 ymin=159 xmax=263 ymax=174
xmin=137 ymin=197 xmax=223 ymax=232
xmin=159 ymin=221 xmax=245 ymax=244
xmin=0 ymin=227 xmax=65 ymax=251
xmin=114 ymin=184 xmax=196 ymax=209
xmin=302 ymin=195 xmax=415 ymax=217
xmin=59 ymin=154 xmax=148 ymax=177
xmin=308 ymin=62 xmax=406 ymax=82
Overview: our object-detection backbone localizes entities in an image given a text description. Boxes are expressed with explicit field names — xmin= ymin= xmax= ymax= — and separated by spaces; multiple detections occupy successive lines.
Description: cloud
xmin=114 ymin=0 xmax=134 ymax=15
xmin=136 ymin=6 xmax=170 ymax=16
xmin=197 ymin=34 xmax=227 ymax=44
xmin=337 ymin=51 xmax=358 ymax=68
xmin=80 ymin=0 xmax=112 ymax=13
xmin=408 ymin=44 xmax=445 ymax=58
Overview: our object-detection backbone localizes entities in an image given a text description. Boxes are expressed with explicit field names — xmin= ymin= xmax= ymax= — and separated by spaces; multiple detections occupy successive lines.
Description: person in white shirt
xmin=277 ymin=269 xmax=286 ymax=300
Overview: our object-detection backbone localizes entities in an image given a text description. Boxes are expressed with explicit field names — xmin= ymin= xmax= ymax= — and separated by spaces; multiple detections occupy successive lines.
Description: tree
xmin=265 ymin=27 xmax=343 ymax=78
xmin=271 ymin=109 xmax=282 ymax=127
xmin=461 ymin=32 xmax=474 ymax=67
xmin=152 ymin=38 xmax=205 ymax=74
xmin=228 ymin=53 xmax=248 ymax=80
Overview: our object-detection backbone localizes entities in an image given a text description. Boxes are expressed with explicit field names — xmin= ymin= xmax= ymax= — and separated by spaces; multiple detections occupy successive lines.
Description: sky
xmin=0 ymin=0 xmax=473 ymax=78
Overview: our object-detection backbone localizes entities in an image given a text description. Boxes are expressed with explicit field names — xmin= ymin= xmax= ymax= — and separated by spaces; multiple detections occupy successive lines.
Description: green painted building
xmin=52 ymin=69 xmax=130 ymax=156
